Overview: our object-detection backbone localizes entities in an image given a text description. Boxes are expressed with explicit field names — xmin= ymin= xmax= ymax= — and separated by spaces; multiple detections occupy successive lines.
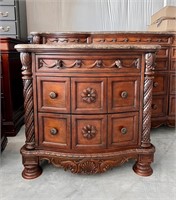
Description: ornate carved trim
xmin=20 ymin=53 xmax=35 ymax=150
xmin=32 ymin=35 xmax=41 ymax=44
xmin=39 ymin=59 xmax=140 ymax=69
xmin=142 ymin=53 xmax=156 ymax=148
xmin=46 ymin=38 xmax=87 ymax=44
xmin=40 ymin=157 xmax=135 ymax=174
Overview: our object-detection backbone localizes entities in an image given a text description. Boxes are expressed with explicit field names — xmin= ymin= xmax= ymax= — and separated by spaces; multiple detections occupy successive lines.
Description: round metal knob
xmin=152 ymin=104 xmax=157 ymax=110
xmin=153 ymin=82 xmax=159 ymax=87
xmin=50 ymin=128 xmax=58 ymax=135
xmin=49 ymin=92 xmax=57 ymax=99
xmin=121 ymin=91 xmax=128 ymax=98
xmin=121 ymin=127 xmax=127 ymax=134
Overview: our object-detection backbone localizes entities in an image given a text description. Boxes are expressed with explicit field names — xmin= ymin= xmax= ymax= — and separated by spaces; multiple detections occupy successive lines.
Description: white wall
xmin=26 ymin=0 xmax=176 ymax=34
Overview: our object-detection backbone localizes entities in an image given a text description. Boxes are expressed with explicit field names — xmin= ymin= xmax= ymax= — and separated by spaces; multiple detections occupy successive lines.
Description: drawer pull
xmin=50 ymin=128 xmax=58 ymax=135
xmin=82 ymin=125 xmax=97 ymax=139
xmin=152 ymin=104 xmax=158 ymax=110
xmin=0 ymin=26 xmax=10 ymax=32
xmin=121 ymin=127 xmax=127 ymax=134
xmin=81 ymin=87 xmax=97 ymax=103
xmin=49 ymin=91 xmax=57 ymax=99
xmin=121 ymin=91 xmax=128 ymax=98
xmin=153 ymin=82 xmax=159 ymax=87
xmin=0 ymin=12 xmax=8 ymax=17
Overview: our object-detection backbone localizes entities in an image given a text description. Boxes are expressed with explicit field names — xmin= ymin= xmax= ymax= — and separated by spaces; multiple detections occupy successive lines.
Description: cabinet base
xmin=21 ymin=145 xmax=155 ymax=179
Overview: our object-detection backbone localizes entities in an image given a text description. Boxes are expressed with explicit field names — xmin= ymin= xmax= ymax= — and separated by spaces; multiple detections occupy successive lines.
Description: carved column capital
xmin=20 ymin=52 xmax=35 ymax=150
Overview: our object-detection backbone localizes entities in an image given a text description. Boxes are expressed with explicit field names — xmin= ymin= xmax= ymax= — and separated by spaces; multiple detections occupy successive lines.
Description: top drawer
xmin=0 ymin=6 xmax=15 ymax=20
xmin=36 ymin=54 xmax=141 ymax=74
xmin=0 ymin=0 xmax=14 ymax=5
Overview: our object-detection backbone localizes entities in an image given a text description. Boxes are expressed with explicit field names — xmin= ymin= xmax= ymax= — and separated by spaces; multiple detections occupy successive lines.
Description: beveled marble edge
xmin=30 ymin=31 xmax=176 ymax=35
xmin=15 ymin=44 xmax=161 ymax=51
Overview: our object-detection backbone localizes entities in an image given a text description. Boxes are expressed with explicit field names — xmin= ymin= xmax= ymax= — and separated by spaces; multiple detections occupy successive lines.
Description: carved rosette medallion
xmin=142 ymin=53 xmax=156 ymax=148
xmin=82 ymin=125 xmax=97 ymax=139
xmin=20 ymin=52 xmax=35 ymax=150
xmin=81 ymin=87 xmax=97 ymax=103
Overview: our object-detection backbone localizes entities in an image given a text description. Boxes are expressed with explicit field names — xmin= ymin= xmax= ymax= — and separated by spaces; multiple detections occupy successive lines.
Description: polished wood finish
xmin=1 ymin=38 xmax=24 ymax=139
xmin=15 ymin=44 xmax=159 ymax=179
xmin=31 ymin=32 xmax=176 ymax=128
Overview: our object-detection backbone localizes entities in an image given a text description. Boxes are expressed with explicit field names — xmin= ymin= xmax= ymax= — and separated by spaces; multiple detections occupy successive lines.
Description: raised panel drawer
xmin=71 ymin=77 xmax=107 ymax=114
xmin=151 ymin=96 xmax=167 ymax=117
xmin=170 ymin=74 xmax=176 ymax=94
xmin=72 ymin=115 xmax=107 ymax=150
xmin=108 ymin=77 xmax=140 ymax=113
xmin=0 ymin=6 xmax=15 ymax=20
xmin=38 ymin=113 xmax=71 ymax=149
xmin=169 ymin=95 xmax=175 ymax=116
xmin=156 ymin=48 xmax=169 ymax=58
xmin=108 ymin=112 xmax=139 ymax=148
xmin=171 ymin=47 xmax=176 ymax=59
xmin=37 ymin=77 xmax=70 ymax=113
xmin=36 ymin=54 xmax=141 ymax=73
xmin=153 ymin=73 xmax=167 ymax=95
xmin=0 ymin=21 xmax=16 ymax=34
xmin=155 ymin=59 xmax=168 ymax=71
xmin=0 ymin=0 xmax=14 ymax=5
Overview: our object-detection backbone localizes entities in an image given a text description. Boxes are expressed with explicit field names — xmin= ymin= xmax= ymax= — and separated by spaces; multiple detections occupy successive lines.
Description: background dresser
xmin=1 ymin=38 xmax=24 ymax=146
xmin=31 ymin=32 xmax=176 ymax=128
xmin=0 ymin=0 xmax=27 ymax=40
xmin=15 ymin=43 xmax=159 ymax=179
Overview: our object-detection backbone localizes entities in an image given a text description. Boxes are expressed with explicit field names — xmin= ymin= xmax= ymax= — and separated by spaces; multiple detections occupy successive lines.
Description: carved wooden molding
xmin=20 ymin=52 xmax=35 ymax=150
xmin=32 ymin=35 xmax=41 ymax=44
xmin=46 ymin=38 xmax=87 ymax=44
xmin=41 ymin=157 xmax=134 ymax=174
xmin=142 ymin=53 xmax=156 ymax=147
xmin=39 ymin=58 xmax=140 ymax=69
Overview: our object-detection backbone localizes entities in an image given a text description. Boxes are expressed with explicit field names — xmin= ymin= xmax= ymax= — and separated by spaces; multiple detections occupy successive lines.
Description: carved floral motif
xmin=81 ymin=87 xmax=97 ymax=103
xmin=82 ymin=125 xmax=97 ymax=139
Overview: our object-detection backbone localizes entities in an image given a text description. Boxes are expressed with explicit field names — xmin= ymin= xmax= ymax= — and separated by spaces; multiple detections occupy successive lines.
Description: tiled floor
xmin=1 ymin=126 xmax=176 ymax=200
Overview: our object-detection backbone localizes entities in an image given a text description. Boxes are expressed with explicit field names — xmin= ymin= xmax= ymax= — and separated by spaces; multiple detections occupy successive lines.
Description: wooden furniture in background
xmin=0 ymin=0 xmax=27 ymax=40
xmin=15 ymin=43 xmax=160 ymax=179
xmin=1 ymin=38 xmax=24 ymax=139
xmin=31 ymin=32 xmax=176 ymax=128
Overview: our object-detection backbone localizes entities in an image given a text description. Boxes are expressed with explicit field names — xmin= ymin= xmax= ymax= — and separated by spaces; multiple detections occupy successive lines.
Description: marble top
xmin=15 ymin=44 xmax=161 ymax=51
xmin=30 ymin=31 xmax=176 ymax=35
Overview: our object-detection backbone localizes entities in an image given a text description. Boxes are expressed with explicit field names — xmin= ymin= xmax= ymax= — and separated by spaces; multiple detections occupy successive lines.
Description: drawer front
xmin=153 ymin=73 xmax=167 ymax=95
xmin=0 ymin=0 xmax=14 ymax=5
xmin=38 ymin=113 xmax=71 ymax=149
xmin=0 ymin=6 xmax=15 ymax=20
xmin=155 ymin=59 xmax=168 ymax=71
xmin=169 ymin=95 xmax=175 ymax=116
xmin=156 ymin=47 xmax=169 ymax=58
xmin=72 ymin=115 xmax=107 ymax=150
xmin=0 ymin=21 xmax=16 ymax=34
xmin=108 ymin=77 xmax=140 ymax=113
xmin=71 ymin=77 xmax=107 ymax=114
xmin=171 ymin=47 xmax=176 ymax=59
xmin=151 ymin=96 xmax=167 ymax=117
xmin=36 ymin=54 xmax=141 ymax=73
xmin=37 ymin=77 xmax=70 ymax=113
xmin=171 ymin=59 xmax=176 ymax=71
xmin=170 ymin=74 xmax=176 ymax=94
xmin=108 ymin=112 xmax=139 ymax=148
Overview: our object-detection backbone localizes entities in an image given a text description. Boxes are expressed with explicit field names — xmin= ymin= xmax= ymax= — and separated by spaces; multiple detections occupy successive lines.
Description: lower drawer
xmin=151 ymin=96 xmax=167 ymax=117
xmin=0 ymin=21 xmax=16 ymax=35
xmin=38 ymin=113 xmax=71 ymax=149
xmin=169 ymin=95 xmax=175 ymax=116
